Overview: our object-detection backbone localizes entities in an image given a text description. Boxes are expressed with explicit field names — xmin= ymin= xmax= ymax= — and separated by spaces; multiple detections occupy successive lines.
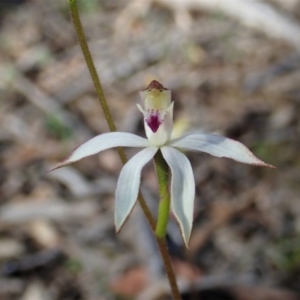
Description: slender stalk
xmin=154 ymin=150 xmax=171 ymax=238
xmin=157 ymin=238 xmax=181 ymax=300
xmin=68 ymin=0 xmax=155 ymax=228
xmin=68 ymin=1 xmax=181 ymax=299
xmin=68 ymin=0 xmax=125 ymax=162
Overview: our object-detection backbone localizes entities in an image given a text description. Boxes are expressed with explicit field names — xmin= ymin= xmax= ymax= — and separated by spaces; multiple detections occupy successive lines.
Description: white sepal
xmin=168 ymin=133 xmax=274 ymax=168
xmin=50 ymin=132 xmax=150 ymax=170
xmin=115 ymin=146 xmax=158 ymax=231
xmin=161 ymin=146 xmax=195 ymax=247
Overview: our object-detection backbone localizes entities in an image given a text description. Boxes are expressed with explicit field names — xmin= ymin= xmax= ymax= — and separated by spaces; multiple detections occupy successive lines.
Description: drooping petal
xmin=50 ymin=132 xmax=150 ymax=170
xmin=115 ymin=146 xmax=158 ymax=231
xmin=168 ymin=133 xmax=274 ymax=168
xmin=161 ymin=146 xmax=195 ymax=247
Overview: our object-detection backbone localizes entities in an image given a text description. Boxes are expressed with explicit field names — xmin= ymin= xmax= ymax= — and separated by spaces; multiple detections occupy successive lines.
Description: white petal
xmin=168 ymin=133 xmax=274 ymax=168
xmin=161 ymin=146 xmax=195 ymax=246
xmin=50 ymin=132 xmax=150 ymax=170
xmin=115 ymin=146 xmax=158 ymax=231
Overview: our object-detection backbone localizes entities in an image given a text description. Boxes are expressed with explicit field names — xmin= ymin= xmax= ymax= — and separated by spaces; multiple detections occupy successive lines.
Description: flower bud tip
xmin=144 ymin=80 xmax=168 ymax=91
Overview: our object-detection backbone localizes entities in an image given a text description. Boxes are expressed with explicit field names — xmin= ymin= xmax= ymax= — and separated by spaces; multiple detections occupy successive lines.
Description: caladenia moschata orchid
xmin=51 ymin=80 xmax=274 ymax=246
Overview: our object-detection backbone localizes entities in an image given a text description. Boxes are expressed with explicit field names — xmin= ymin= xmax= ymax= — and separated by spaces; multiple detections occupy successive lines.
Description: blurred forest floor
xmin=1 ymin=0 xmax=300 ymax=299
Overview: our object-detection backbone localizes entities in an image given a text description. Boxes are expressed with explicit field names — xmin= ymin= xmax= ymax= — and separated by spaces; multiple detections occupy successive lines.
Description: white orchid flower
xmin=51 ymin=80 xmax=273 ymax=246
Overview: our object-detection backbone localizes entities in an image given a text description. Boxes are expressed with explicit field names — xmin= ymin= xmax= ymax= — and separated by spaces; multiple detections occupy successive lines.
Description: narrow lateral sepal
xmin=161 ymin=146 xmax=195 ymax=247
xmin=49 ymin=132 xmax=150 ymax=171
xmin=115 ymin=146 xmax=158 ymax=232
xmin=168 ymin=133 xmax=275 ymax=168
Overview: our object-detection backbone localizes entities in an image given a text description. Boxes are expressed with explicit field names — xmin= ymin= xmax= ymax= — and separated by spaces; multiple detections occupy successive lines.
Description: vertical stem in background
xmin=68 ymin=0 xmax=125 ymax=162
xmin=68 ymin=1 xmax=181 ymax=299
xmin=68 ymin=0 xmax=155 ymax=228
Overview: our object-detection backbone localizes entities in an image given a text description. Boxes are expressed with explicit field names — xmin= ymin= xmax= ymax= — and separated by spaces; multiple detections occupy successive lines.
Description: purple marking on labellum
xmin=146 ymin=114 xmax=161 ymax=133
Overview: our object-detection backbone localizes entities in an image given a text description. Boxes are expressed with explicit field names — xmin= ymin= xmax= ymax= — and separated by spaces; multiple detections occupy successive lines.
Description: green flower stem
xmin=154 ymin=152 xmax=181 ymax=300
xmin=68 ymin=2 xmax=181 ymax=299
xmin=154 ymin=150 xmax=171 ymax=238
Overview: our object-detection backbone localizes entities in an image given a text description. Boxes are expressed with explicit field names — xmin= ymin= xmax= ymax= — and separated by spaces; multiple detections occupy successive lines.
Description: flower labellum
xmin=137 ymin=80 xmax=174 ymax=146
xmin=50 ymin=80 xmax=274 ymax=246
